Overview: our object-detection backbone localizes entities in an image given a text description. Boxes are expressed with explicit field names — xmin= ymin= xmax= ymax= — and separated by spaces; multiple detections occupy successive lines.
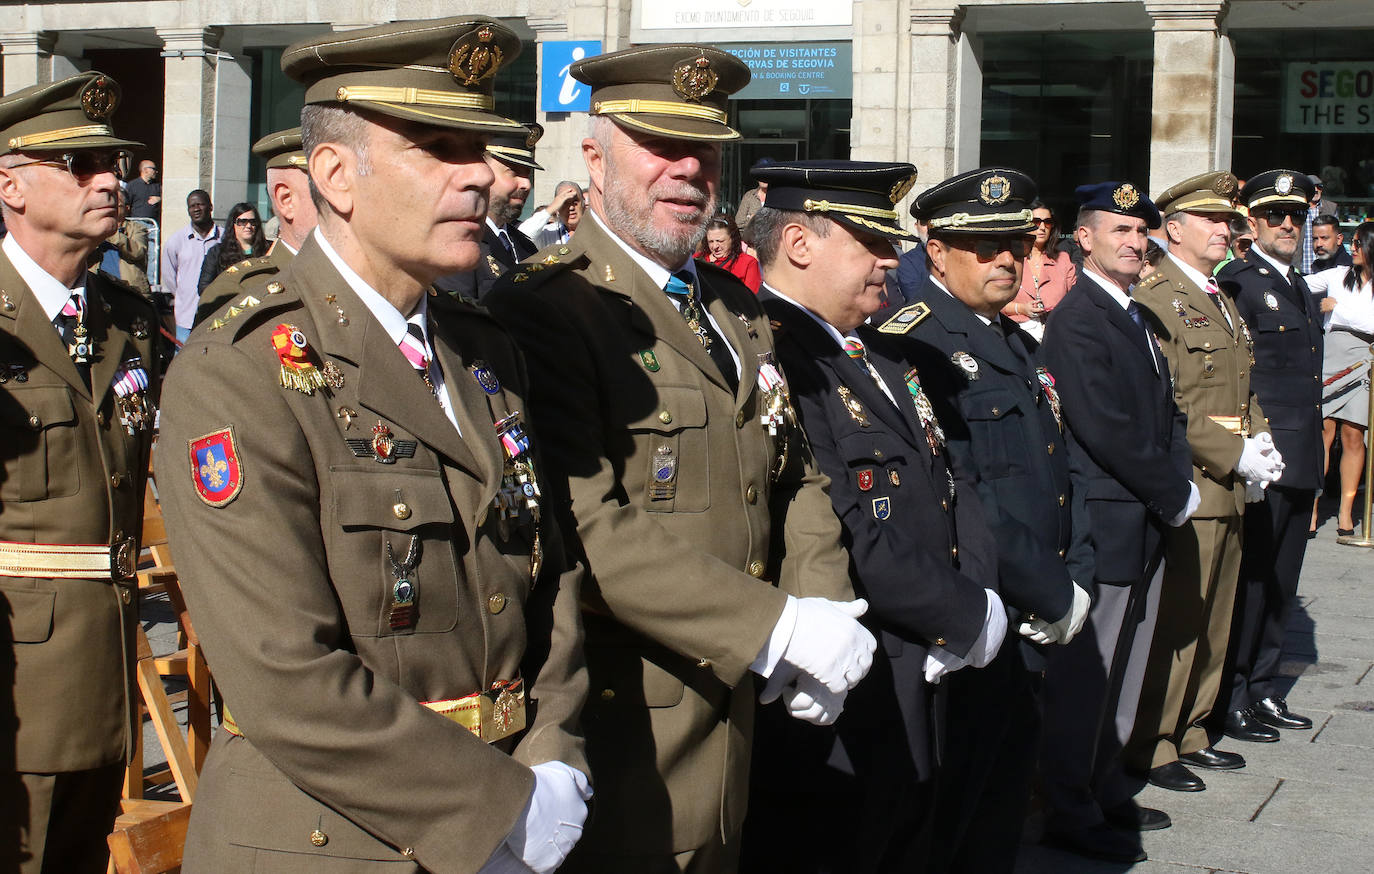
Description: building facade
xmin=3 ymin=0 xmax=1371 ymax=233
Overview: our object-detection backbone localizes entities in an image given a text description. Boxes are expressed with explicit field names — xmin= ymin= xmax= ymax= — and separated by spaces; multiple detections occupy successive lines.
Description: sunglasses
xmin=1261 ymin=208 xmax=1308 ymax=228
xmin=945 ymin=236 xmax=1034 ymax=262
xmin=233 ymin=217 xmax=260 ymax=227
xmin=1031 ymin=217 xmax=1055 ymax=227
xmin=10 ymin=149 xmax=131 ymax=182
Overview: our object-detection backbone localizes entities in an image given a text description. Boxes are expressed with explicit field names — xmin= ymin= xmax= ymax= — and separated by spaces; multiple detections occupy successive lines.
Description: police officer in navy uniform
xmin=1214 ymin=170 xmax=1323 ymax=740
xmin=878 ymin=168 xmax=1092 ymax=873
xmin=740 ymin=160 xmax=1005 ymax=873
xmin=434 ymin=124 xmax=542 ymax=303
xmin=1038 ymin=182 xmax=1200 ymax=862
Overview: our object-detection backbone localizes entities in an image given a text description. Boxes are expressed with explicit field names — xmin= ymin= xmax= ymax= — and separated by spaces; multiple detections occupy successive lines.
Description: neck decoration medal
xmin=1036 ymin=366 xmax=1063 ymax=432
xmin=903 ymin=368 xmax=945 ymax=454
xmin=386 ymin=535 xmax=421 ymax=630
xmin=68 ymin=319 xmax=92 ymax=365
xmin=111 ymin=356 xmax=152 ymax=434
xmin=271 ymin=324 xmax=328 ymax=394
xmin=493 ymin=411 xmax=543 ymax=580
xmin=756 ymin=352 xmax=790 ymax=436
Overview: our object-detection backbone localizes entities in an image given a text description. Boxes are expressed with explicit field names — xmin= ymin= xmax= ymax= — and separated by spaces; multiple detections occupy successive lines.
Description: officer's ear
xmin=926 ymin=237 xmax=949 ymax=276
xmin=308 ymin=142 xmax=359 ymax=218
xmin=0 ymin=161 xmax=26 ymax=212
xmin=582 ymin=137 xmax=606 ymax=198
xmin=780 ymin=221 xmax=814 ymax=268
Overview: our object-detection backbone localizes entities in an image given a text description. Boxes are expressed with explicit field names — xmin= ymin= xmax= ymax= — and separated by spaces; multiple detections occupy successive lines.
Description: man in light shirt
xmin=160 ymin=187 xmax=220 ymax=341
xmin=519 ymin=180 xmax=583 ymax=249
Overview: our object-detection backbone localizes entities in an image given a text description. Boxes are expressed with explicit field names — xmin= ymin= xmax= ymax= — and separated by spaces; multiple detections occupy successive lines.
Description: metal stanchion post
xmin=1338 ymin=343 xmax=1374 ymax=547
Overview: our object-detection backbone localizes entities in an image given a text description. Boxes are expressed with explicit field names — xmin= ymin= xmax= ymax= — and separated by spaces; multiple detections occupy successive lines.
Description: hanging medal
xmin=386 ymin=534 xmax=420 ymax=630
xmin=1036 ymin=366 xmax=1063 ymax=432
xmin=271 ymin=324 xmax=329 ymax=395
xmin=111 ymin=356 xmax=152 ymax=434
xmin=903 ymin=368 xmax=945 ymax=455
xmin=756 ymin=352 xmax=789 ymax=436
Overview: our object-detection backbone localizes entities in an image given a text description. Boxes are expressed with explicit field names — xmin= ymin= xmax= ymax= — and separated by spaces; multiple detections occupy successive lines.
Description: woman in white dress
xmin=1307 ymin=221 xmax=1374 ymax=534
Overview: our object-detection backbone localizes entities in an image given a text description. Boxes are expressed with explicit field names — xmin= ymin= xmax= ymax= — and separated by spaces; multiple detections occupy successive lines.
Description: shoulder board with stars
xmin=499 ymin=248 xmax=588 ymax=291
xmin=876 ymin=302 xmax=931 ymax=334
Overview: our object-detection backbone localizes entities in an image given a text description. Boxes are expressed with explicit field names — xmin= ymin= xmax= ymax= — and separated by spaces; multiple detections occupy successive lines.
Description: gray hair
xmin=750 ymin=206 xmax=832 ymax=268
xmin=300 ymin=104 xmax=373 ymax=210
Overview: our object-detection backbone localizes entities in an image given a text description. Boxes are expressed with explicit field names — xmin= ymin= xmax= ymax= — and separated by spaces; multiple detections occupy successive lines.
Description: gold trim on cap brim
xmin=833 ymin=213 xmax=916 ymax=242
xmin=486 ymin=144 xmax=544 ymax=171
xmin=1247 ymin=194 xmax=1310 ymax=210
xmin=927 ymin=209 xmax=1035 ymax=231
xmin=336 ymin=85 xmax=493 ymax=111
xmin=9 ymin=124 xmax=114 ymax=150
xmin=604 ymin=113 xmax=740 ymax=142
xmin=1167 ymin=195 xmax=1243 ymax=217
xmin=592 ymin=98 xmax=727 ymax=126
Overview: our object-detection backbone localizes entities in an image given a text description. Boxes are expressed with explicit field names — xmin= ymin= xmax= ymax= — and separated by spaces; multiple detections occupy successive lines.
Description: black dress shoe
xmin=1253 ymin=697 xmax=1313 ymax=730
xmin=1044 ymin=822 xmax=1147 ymax=863
xmin=1338 ymin=527 xmax=1355 ymax=537
xmin=1224 ymin=708 xmax=1281 ymax=743
xmin=1180 ymin=746 xmax=1246 ymax=770
xmin=1103 ymin=801 xmax=1172 ymax=831
xmin=1148 ymin=761 xmax=1205 ymax=792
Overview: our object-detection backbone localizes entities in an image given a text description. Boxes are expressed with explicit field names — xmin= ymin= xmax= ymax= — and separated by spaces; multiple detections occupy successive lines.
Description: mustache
xmin=652 ymin=181 xmax=710 ymax=208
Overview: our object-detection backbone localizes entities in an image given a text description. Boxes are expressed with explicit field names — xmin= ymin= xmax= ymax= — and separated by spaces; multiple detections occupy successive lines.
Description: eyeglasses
xmin=945 ymin=236 xmax=1034 ymax=262
xmin=9 ymin=149 xmax=131 ymax=182
xmin=1261 ymin=208 xmax=1308 ymax=228
xmin=233 ymin=217 xmax=260 ymax=227
xmin=1031 ymin=217 xmax=1055 ymax=227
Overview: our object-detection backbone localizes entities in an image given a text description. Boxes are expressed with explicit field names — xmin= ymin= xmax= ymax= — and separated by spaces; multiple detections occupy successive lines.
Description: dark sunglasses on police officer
xmin=944 ymin=236 xmax=1034 ymax=262
xmin=9 ymin=149 xmax=131 ymax=183
xmin=1260 ymin=207 xmax=1308 ymax=228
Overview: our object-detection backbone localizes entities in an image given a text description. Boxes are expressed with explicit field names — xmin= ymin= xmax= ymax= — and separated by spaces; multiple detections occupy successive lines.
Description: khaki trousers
xmin=1129 ymin=515 xmax=1243 ymax=770
xmin=0 ymin=763 xmax=124 ymax=874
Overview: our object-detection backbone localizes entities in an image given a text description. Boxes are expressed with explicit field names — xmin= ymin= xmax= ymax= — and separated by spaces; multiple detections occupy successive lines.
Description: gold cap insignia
xmin=980 ymin=174 xmax=1011 ymax=206
xmin=449 ymin=26 xmax=504 ymax=86
xmin=1211 ymin=173 xmax=1238 ymax=198
xmin=1112 ymin=183 xmax=1140 ymax=210
xmin=889 ymin=172 xmax=917 ymax=205
xmin=80 ymin=76 xmax=120 ymax=122
xmin=672 ymin=56 xmax=719 ymax=103
xmin=525 ymin=123 xmax=543 ymax=149
xmin=1275 ymin=173 xmax=1294 ymax=196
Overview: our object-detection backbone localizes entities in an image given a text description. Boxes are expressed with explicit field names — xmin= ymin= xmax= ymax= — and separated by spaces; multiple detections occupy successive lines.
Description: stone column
xmin=1 ymin=32 xmax=57 ymax=93
xmin=1145 ymin=1 xmax=1233 ymax=194
xmin=157 ymin=27 xmax=220 ymax=230
xmin=906 ymin=6 xmax=981 ymax=196
xmin=212 ymin=42 xmax=253 ymax=212
xmin=851 ymin=0 xmax=905 ymax=164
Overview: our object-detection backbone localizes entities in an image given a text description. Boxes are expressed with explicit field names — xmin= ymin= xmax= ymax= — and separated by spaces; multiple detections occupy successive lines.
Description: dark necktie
xmin=498 ymin=229 xmax=515 ymax=259
xmin=1127 ymin=300 xmax=1164 ymax=375
xmin=665 ymin=270 xmax=737 ymax=391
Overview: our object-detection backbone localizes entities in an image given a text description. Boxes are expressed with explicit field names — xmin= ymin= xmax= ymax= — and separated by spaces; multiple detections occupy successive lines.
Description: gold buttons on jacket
xmin=659 ymin=410 xmax=673 ymax=424
xmin=1047 ymin=443 xmax=1055 ymax=455
xmin=941 ymin=499 xmax=949 ymax=511
xmin=96 ymin=411 xmax=106 ymax=426
xmin=109 ymin=473 xmax=123 ymax=488
xmin=601 ymin=688 xmax=616 ymax=701
xmin=991 ymin=406 xmax=1000 ymax=416
xmin=697 ymin=658 xmax=711 ymax=668
xmin=488 ymin=593 xmax=507 ymax=614
xmin=120 ymin=588 xmax=132 ymax=605
xmin=392 ymin=502 xmax=411 ymax=520
xmin=402 ymin=848 xmax=416 ymax=860
xmin=951 ymin=546 xmax=958 ymax=560
xmin=310 ymin=829 xmax=328 ymax=847
xmin=935 ymin=637 xmax=947 ymax=647
xmin=1058 ymin=494 xmax=1066 ymax=506
xmin=736 ymin=411 xmax=747 ymax=428
xmin=748 ymin=560 xmax=765 ymax=577
xmin=1059 ymin=549 xmax=1066 ymax=558
xmin=27 ymin=414 xmax=40 ymax=429
xmin=745 ymin=485 xmax=758 ymax=504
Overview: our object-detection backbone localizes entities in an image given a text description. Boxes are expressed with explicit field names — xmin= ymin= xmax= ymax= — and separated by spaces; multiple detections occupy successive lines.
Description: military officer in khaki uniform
xmin=157 ymin=19 xmax=590 ymax=872
xmin=485 ymin=46 xmax=874 ymax=874
xmin=0 ymin=72 xmax=159 ymax=874
xmin=196 ymin=126 xmax=316 ymax=324
xmin=1129 ymin=171 xmax=1285 ymax=792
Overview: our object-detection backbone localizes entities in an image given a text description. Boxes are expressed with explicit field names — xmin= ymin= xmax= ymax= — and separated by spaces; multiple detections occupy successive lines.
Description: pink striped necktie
xmin=399 ymin=322 xmax=430 ymax=374
xmin=60 ymin=292 xmax=84 ymax=319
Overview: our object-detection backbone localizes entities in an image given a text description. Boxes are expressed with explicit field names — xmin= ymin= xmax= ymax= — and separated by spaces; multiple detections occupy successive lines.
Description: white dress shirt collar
xmin=1082 ymin=267 xmax=1134 ymax=311
xmin=3 ymin=232 xmax=85 ymax=323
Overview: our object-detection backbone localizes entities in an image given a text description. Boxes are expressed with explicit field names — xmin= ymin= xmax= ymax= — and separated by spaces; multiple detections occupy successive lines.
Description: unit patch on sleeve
xmin=189 ymin=426 xmax=244 ymax=507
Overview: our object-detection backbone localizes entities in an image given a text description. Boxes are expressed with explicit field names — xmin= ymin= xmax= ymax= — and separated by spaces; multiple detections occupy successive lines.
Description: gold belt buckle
xmin=423 ymin=678 xmax=526 ymax=743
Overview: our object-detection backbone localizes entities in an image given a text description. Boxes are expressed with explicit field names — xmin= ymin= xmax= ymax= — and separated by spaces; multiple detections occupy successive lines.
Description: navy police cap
xmin=912 ymin=167 xmax=1037 ymax=235
xmin=1074 ymin=181 xmax=1162 ymax=229
xmin=751 ymin=158 xmax=918 ymax=242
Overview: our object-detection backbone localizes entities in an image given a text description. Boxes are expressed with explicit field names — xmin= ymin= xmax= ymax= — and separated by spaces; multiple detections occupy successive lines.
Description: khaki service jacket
xmin=157 ymin=237 xmax=586 ymax=873
xmin=1135 ymin=256 xmax=1269 ymax=518
xmin=0 ymin=251 xmax=159 ymax=773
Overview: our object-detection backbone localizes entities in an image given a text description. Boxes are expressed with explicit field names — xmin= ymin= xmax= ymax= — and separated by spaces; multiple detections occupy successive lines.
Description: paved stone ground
xmin=1018 ymin=508 xmax=1374 ymax=874
xmin=135 ymin=504 xmax=1373 ymax=869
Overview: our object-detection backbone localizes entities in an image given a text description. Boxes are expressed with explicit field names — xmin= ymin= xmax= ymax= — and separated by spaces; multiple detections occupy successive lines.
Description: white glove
xmin=1236 ymin=433 xmax=1285 ymax=483
xmin=501 ymin=762 xmax=593 ymax=874
xmin=780 ymin=673 xmax=847 ymax=725
xmin=923 ymin=645 xmax=967 ymax=684
xmin=967 ymin=589 xmax=1008 ymax=668
xmin=1168 ymin=481 xmax=1202 ymax=527
xmin=1017 ymin=582 xmax=1091 ymax=645
xmin=760 ymin=598 xmax=877 ymax=703
xmin=1245 ymin=479 xmax=1269 ymax=503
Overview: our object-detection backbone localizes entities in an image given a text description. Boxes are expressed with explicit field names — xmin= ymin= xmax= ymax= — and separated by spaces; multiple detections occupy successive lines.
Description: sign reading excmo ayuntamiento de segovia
xmin=641 ymin=0 xmax=852 ymax=29
xmin=1285 ymin=62 xmax=1374 ymax=132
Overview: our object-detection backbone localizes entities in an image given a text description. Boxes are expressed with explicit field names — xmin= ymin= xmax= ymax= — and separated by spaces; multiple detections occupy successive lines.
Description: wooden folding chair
xmin=107 ymin=799 xmax=191 ymax=874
